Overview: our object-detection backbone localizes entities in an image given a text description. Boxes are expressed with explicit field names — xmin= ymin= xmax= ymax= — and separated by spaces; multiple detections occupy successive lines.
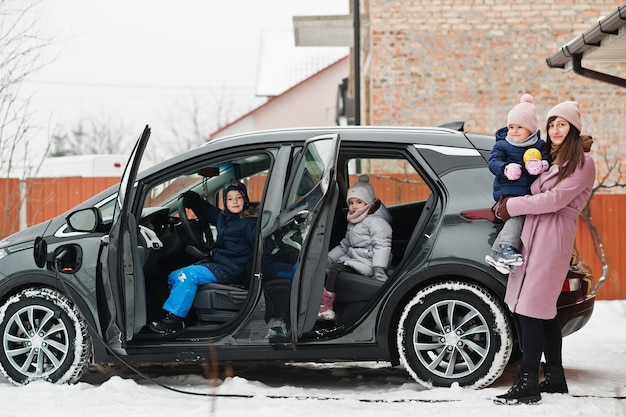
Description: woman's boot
xmin=540 ymin=363 xmax=569 ymax=394
xmin=494 ymin=369 xmax=541 ymax=405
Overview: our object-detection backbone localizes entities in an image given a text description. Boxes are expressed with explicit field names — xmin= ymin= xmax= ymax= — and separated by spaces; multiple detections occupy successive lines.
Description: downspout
xmin=571 ymin=54 xmax=626 ymax=88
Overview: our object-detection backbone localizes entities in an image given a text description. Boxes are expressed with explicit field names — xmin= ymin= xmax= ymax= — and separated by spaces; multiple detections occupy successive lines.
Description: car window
xmin=345 ymin=157 xmax=430 ymax=204
xmin=144 ymin=175 xmax=206 ymax=209
xmin=96 ymin=195 xmax=117 ymax=223
xmin=286 ymin=140 xmax=335 ymax=207
xmin=141 ymin=154 xmax=270 ymax=212
xmin=139 ymin=154 xmax=271 ymax=222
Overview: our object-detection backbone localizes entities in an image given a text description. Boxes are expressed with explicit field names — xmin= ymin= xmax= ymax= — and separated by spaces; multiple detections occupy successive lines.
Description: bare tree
xmin=163 ymin=94 xmax=212 ymax=155
xmin=0 ymin=0 xmax=51 ymax=238
xmin=50 ymin=117 xmax=133 ymax=156
xmin=156 ymin=89 xmax=254 ymax=160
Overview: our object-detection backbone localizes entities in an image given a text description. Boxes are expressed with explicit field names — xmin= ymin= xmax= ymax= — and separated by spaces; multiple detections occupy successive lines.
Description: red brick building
xmin=294 ymin=1 xmax=626 ymax=298
xmin=297 ymin=1 xmax=626 ymax=186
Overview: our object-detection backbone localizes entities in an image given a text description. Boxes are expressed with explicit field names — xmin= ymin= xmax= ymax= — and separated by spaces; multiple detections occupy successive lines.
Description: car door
xmin=261 ymin=134 xmax=340 ymax=343
xmin=105 ymin=125 xmax=151 ymax=346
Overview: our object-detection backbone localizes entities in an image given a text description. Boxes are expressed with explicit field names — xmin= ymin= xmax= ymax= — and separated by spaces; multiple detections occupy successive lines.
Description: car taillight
xmin=460 ymin=208 xmax=499 ymax=223
xmin=562 ymin=278 xmax=581 ymax=292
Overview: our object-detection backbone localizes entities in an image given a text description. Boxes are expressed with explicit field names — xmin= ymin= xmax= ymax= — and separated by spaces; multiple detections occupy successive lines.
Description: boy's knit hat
xmin=222 ymin=180 xmax=250 ymax=210
xmin=346 ymin=174 xmax=376 ymax=204
xmin=507 ymin=94 xmax=538 ymax=133
xmin=547 ymin=100 xmax=582 ymax=132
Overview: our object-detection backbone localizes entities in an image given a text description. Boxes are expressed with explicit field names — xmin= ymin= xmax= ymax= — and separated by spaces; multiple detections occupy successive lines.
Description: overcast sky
xmin=21 ymin=0 xmax=349 ymax=143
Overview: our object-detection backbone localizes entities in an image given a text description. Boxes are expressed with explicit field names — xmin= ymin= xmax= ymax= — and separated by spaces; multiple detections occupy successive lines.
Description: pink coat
xmin=504 ymin=154 xmax=595 ymax=319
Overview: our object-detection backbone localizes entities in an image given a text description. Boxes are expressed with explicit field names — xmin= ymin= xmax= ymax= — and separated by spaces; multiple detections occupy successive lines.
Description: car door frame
xmin=105 ymin=125 xmax=151 ymax=347
xmin=273 ymin=134 xmax=340 ymax=343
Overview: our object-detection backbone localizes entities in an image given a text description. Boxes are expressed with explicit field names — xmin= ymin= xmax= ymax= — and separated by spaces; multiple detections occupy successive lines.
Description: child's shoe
xmin=485 ymin=250 xmax=511 ymax=274
xmin=266 ymin=316 xmax=288 ymax=338
xmin=498 ymin=245 xmax=524 ymax=266
xmin=148 ymin=312 xmax=185 ymax=335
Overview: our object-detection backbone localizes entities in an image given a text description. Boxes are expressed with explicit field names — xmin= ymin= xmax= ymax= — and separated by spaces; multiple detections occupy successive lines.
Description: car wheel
xmin=397 ymin=281 xmax=513 ymax=389
xmin=0 ymin=287 xmax=91 ymax=385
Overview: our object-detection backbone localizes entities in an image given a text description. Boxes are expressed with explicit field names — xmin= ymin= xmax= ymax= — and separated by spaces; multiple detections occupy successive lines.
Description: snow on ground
xmin=1 ymin=300 xmax=625 ymax=417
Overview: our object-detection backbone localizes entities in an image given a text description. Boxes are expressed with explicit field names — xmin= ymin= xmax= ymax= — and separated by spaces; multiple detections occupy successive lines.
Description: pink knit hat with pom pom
xmin=507 ymin=94 xmax=538 ymax=133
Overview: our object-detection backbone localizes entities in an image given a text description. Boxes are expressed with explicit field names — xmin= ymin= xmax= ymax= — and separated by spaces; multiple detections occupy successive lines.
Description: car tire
xmin=397 ymin=281 xmax=513 ymax=389
xmin=0 ymin=287 xmax=91 ymax=385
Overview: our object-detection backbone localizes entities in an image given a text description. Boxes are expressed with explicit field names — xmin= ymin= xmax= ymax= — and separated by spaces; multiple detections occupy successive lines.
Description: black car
xmin=0 ymin=125 xmax=596 ymax=388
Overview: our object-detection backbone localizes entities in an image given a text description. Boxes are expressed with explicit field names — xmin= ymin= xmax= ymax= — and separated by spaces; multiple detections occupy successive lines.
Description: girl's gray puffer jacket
xmin=328 ymin=200 xmax=392 ymax=276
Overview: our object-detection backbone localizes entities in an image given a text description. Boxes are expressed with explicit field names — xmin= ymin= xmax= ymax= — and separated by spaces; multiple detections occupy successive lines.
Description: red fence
xmin=0 ymin=177 xmax=119 ymax=237
xmin=575 ymin=194 xmax=625 ymax=301
xmin=1 ymin=177 xmax=623 ymax=300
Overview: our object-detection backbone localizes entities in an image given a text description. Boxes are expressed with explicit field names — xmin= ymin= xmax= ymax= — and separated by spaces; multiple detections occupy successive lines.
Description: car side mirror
xmin=66 ymin=207 xmax=102 ymax=232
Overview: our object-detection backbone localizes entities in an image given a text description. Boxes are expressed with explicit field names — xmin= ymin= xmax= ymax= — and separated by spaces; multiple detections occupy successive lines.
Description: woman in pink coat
xmin=493 ymin=101 xmax=595 ymax=405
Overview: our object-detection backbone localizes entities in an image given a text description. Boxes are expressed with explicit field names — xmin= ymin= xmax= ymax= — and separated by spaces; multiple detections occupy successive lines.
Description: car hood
xmin=0 ymin=219 xmax=54 ymax=248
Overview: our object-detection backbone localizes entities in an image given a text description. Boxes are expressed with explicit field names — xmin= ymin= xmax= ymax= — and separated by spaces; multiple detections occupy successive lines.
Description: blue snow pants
xmin=162 ymin=264 xmax=217 ymax=317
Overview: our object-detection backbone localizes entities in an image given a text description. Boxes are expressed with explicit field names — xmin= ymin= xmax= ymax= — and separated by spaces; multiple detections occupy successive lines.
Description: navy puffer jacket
xmin=488 ymin=126 xmax=551 ymax=201
xmin=194 ymin=199 xmax=258 ymax=285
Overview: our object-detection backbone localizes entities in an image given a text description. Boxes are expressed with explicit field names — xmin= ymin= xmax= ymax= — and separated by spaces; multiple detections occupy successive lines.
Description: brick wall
xmin=365 ymin=0 xmax=626 ymax=187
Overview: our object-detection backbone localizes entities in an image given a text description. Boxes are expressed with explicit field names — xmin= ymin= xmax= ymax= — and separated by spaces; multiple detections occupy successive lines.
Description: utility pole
xmin=353 ymin=0 xmax=360 ymax=125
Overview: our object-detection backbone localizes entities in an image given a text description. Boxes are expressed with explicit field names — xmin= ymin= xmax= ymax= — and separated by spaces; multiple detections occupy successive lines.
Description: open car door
xmin=262 ymin=134 xmax=340 ymax=344
xmin=104 ymin=125 xmax=151 ymax=347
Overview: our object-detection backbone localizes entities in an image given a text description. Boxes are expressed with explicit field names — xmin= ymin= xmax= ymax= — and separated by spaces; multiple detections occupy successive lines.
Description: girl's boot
xmin=317 ymin=288 xmax=336 ymax=320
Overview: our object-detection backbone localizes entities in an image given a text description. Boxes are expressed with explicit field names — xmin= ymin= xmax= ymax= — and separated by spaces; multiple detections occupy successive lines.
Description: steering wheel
xmin=177 ymin=195 xmax=214 ymax=252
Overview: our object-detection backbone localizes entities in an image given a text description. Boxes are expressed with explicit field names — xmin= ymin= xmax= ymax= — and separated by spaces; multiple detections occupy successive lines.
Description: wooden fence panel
xmin=575 ymin=194 xmax=625 ymax=300
xmin=0 ymin=178 xmax=21 ymax=237
xmin=25 ymin=177 xmax=120 ymax=227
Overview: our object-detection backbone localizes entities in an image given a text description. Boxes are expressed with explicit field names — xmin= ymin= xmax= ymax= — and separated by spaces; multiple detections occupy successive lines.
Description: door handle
xmin=293 ymin=210 xmax=309 ymax=225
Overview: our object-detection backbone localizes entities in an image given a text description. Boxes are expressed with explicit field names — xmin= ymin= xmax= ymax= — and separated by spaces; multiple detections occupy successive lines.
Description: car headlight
xmin=0 ymin=241 xmax=33 ymax=261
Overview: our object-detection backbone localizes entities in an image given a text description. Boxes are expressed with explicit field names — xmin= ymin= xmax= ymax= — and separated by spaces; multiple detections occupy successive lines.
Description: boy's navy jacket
xmin=488 ymin=127 xmax=551 ymax=201
xmin=193 ymin=199 xmax=258 ymax=285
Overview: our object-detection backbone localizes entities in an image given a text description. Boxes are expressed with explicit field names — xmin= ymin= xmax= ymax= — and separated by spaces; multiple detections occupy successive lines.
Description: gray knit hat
xmin=346 ymin=174 xmax=375 ymax=204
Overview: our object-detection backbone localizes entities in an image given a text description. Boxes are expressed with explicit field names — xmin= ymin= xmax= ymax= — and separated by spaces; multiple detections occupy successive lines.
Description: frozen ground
xmin=1 ymin=300 xmax=625 ymax=417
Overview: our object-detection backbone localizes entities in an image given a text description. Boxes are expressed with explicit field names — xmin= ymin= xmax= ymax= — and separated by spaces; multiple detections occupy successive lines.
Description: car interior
xmin=130 ymin=146 xmax=435 ymax=341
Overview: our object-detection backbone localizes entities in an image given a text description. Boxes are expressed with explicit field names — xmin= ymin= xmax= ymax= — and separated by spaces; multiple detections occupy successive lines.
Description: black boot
xmin=494 ymin=369 xmax=541 ymax=405
xmin=149 ymin=312 xmax=185 ymax=335
xmin=540 ymin=363 xmax=569 ymax=394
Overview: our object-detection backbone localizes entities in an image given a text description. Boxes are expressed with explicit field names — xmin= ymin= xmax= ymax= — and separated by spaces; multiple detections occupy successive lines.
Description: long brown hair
xmin=546 ymin=115 xmax=586 ymax=184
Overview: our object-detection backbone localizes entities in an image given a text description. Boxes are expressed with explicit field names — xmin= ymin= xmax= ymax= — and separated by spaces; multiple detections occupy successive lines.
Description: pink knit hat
xmin=547 ymin=101 xmax=582 ymax=132
xmin=507 ymin=94 xmax=538 ymax=133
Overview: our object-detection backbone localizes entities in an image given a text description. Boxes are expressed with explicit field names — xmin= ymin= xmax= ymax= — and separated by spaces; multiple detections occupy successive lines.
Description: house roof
xmin=546 ymin=2 xmax=626 ymax=88
xmin=209 ymin=55 xmax=349 ymax=139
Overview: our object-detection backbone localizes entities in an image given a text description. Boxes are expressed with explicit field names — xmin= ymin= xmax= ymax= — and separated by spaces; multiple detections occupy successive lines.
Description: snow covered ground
xmin=1 ymin=300 xmax=625 ymax=417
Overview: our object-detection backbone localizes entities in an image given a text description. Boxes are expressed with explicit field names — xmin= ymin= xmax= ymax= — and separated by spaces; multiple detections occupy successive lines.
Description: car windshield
xmin=144 ymin=175 xmax=206 ymax=209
